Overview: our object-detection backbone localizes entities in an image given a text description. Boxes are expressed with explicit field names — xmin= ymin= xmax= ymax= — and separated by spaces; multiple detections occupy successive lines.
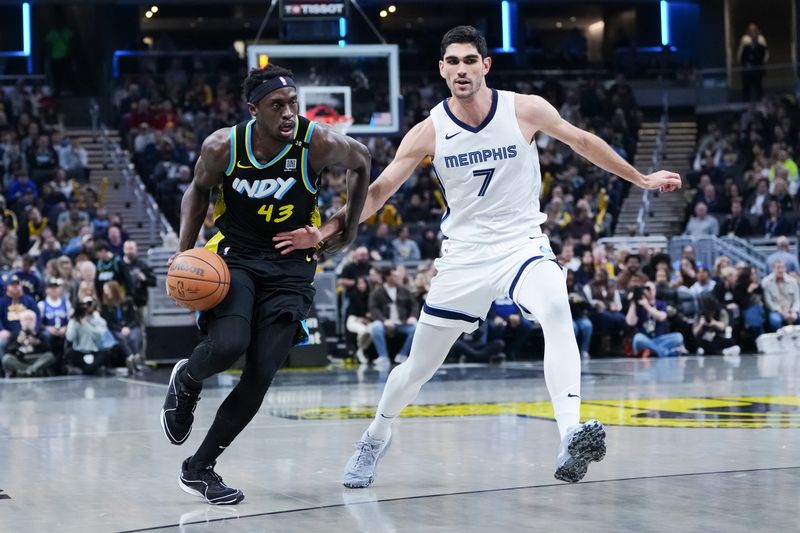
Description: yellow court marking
xmin=286 ymin=397 xmax=800 ymax=429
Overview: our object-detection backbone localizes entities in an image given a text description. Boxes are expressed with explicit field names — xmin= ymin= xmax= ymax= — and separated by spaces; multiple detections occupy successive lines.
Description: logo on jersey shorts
xmin=232 ymin=177 xmax=296 ymax=200
xmin=443 ymin=144 xmax=517 ymax=169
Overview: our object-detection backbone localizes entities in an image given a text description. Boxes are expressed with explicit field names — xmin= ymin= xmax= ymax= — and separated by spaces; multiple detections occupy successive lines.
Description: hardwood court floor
xmin=1 ymin=354 xmax=798 ymax=532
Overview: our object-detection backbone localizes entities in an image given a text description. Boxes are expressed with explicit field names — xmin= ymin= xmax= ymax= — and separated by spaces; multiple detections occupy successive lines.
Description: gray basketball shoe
xmin=554 ymin=419 xmax=606 ymax=482
xmin=343 ymin=430 xmax=393 ymax=488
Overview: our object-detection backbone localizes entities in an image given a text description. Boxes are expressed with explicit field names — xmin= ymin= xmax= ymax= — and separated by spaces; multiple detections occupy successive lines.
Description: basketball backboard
xmin=247 ymin=44 xmax=400 ymax=135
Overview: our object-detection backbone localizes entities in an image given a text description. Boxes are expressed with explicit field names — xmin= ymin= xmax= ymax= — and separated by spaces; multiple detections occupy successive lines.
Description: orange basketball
xmin=166 ymin=248 xmax=230 ymax=311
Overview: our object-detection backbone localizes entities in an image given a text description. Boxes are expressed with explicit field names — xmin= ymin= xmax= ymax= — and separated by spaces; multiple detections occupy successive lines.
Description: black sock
xmin=179 ymin=368 xmax=202 ymax=391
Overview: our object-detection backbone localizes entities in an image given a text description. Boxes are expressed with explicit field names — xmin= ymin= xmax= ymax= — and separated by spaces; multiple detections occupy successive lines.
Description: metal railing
xmin=95 ymin=122 xmax=173 ymax=246
xmin=636 ymin=91 xmax=669 ymax=236
xmin=669 ymin=236 xmax=769 ymax=277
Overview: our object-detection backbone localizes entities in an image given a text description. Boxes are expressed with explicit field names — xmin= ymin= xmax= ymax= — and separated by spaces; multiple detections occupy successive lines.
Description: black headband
xmin=248 ymin=76 xmax=296 ymax=104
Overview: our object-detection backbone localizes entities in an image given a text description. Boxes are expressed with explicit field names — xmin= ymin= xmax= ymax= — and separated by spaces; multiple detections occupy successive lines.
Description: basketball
xmin=166 ymin=248 xmax=230 ymax=311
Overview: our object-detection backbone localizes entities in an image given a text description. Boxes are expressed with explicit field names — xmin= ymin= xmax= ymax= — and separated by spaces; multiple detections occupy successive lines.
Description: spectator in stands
xmin=677 ymin=258 xmax=698 ymax=288
xmin=65 ymin=299 xmax=122 ymax=375
xmin=747 ymin=178 xmax=770 ymax=217
xmin=0 ymin=234 xmax=20 ymax=270
xmin=574 ymin=249 xmax=596 ymax=286
xmin=583 ymin=268 xmax=627 ymax=339
xmin=57 ymin=207 xmax=89 ymax=242
xmin=690 ymin=266 xmax=716 ymax=296
xmin=122 ymin=240 xmax=155 ymax=311
xmin=616 ymin=253 xmax=649 ymax=291
xmin=345 ymin=276 xmax=373 ymax=365
xmin=0 ymin=275 xmax=40 ymax=355
xmin=34 ymin=228 xmax=62 ymax=272
xmin=100 ymin=280 xmax=142 ymax=375
xmin=761 ymin=260 xmax=800 ymax=330
xmin=367 ymin=223 xmax=394 ymax=261
xmin=559 ymin=243 xmax=581 ymax=271
xmin=337 ymin=246 xmax=371 ymax=293
xmin=696 ymin=183 xmax=726 ymax=214
xmin=738 ymin=23 xmax=768 ymax=101
xmin=27 ymin=135 xmax=59 ymax=184
xmin=770 ymin=176 xmax=794 ymax=213
xmin=1 ymin=309 xmax=55 ymax=377
xmin=692 ymin=293 xmax=740 ymax=356
xmin=487 ymin=297 xmax=537 ymax=360
xmin=368 ymin=266 xmax=418 ymax=367
xmin=7 ymin=170 xmax=39 ymax=208
xmin=38 ymin=277 xmax=70 ymax=358
xmin=769 ymin=147 xmax=798 ymax=193
xmin=15 ymin=255 xmax=42 ymax=299
xmin=684 ymin=202 xmax=719 ymax=236
xmin=564 ymin=204 xmax=596 ymax=241
xmin=403 ymin=193 xmax=430 ymax=224
xmin=418 ymin=228 xmax=441 ymax=260
xmin=91 ymin=206 xmax=110 ymax=239
xmin=713 ymin=266 xmax=740 ymax=317
xmin=566 ymin=270 xmax=592 ymax=359
xmin=27 ymin=206 xmax=49 ymax=241
xmin=391 ymin=225 xmax=421 ymax=264
xmin=71 ymin=260 xmax=96 ymax=305
xmin=93 ymin=240 xmax=132 ymax=297
xmin=735 ymin=266 xmax=766 ymax=342
xmin=766 ymin=236 xmax=799 ymax=274
xmin=720 ymin=199 xmax=753 ymax=237
xmin=106 ymin=226 xmax=125 ymax=257
xmin=451 ymin=321 xmax=506 ymax=364
xmin=626 ymin=282 xmax=685 ymax=358
xmin=58 ymin=136 xmax=89 ymax=181
xmin=760 ymin=199 xmax=791 ymax=237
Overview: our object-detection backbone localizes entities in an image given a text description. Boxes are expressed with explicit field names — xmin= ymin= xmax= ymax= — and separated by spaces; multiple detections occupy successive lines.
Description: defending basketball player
xmin=160 ymin=64 xmax=370 ymax=504
xmin=275 ymin=26 xmax=681 ymax=487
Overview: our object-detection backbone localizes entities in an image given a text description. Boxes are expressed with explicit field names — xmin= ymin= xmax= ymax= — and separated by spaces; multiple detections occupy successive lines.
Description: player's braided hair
xmin=440 ymin=25 xmax=488 ymax=58
xmin=242 ymin=64 xmax=295 ymax=102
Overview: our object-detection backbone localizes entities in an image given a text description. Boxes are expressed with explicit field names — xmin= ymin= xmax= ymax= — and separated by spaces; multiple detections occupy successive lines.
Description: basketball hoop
xmin=306 ymin=105 xmax=354 ymax=136
xmin=319 ymin=115 xmax=354 ymax=136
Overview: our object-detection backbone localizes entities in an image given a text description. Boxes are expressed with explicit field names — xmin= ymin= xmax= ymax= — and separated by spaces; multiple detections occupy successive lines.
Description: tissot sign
xmin=280 ymin=0 xmax=349 ymax=20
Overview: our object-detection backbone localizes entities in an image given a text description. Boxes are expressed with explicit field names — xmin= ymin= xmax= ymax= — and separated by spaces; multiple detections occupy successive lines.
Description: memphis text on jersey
xmin=443 ymin=144 xmax=518 ymax=169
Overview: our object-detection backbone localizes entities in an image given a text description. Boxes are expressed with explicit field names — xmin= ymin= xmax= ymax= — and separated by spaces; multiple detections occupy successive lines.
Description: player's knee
xmin=533 ymin=298 xmax=573 ymax=331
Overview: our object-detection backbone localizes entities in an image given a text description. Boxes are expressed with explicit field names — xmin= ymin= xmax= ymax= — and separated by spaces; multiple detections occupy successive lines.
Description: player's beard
xmin=450 ymin=75 xmax=483 ymax=100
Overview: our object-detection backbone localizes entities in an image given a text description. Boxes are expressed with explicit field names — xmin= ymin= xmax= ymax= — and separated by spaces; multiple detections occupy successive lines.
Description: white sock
xmin=515 ymin=260 xmax=582 ymax=440
xmin=367 ymin=323 xmax=462 ymax=441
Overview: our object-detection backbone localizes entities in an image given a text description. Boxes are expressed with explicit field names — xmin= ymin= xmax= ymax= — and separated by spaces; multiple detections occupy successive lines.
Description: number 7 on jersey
xmin=473 ymin=168 xmax=495 ymax=197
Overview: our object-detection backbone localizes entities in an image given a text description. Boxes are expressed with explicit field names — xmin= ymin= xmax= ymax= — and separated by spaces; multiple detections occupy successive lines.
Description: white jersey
xmin=429 ymin=89 xmax=547 ymax=244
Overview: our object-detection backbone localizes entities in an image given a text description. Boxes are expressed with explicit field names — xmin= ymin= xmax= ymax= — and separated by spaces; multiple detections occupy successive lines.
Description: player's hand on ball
xmin=166 ymin=251 xmax=180 ymax=267
xmin=273 ymin=226 xmax=323 ymax=256
xmin=642 ymin=170 xmax=682 ymax=193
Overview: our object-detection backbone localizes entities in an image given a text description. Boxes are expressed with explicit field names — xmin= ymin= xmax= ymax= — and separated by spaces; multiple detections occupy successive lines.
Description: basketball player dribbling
xmin=160 ymin=64 xmax=371 ymax=504
xmin=275 ymin=26 xmax=681 ymax=486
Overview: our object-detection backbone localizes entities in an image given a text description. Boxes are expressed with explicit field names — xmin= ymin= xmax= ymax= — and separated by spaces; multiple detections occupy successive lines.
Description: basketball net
xmin=316 ymin=115 xmax=354 ymax=136
xmin=305 ymin=104 xmax=354 ymax=136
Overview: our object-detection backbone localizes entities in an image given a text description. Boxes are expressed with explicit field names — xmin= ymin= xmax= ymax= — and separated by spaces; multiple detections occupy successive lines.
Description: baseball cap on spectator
xmin=6 ymin=274 xmax=20 ymax=284
xmin=46 ymin=277 xmax=63 ymax=287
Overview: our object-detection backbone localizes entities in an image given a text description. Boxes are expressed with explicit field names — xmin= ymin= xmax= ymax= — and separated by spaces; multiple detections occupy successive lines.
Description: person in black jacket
xmin=122 ymin=240 xmax=156 ymax=310
xmin=368 ymin=266 xmax=418 ymax=366
xmin=345 ymin=276 xmax=373 ymax=364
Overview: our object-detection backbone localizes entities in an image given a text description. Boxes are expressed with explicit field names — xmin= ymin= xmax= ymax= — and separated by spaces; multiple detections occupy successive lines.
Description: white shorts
xmin=419 ymin=234 xmax=559 ymax=332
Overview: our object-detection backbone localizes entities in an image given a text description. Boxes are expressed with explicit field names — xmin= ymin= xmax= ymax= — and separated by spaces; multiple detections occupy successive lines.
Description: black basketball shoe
xmin=179 ymin=458 xmax=244 ymax=505
xmin=160 ymin=359 xmax=201 ymax=445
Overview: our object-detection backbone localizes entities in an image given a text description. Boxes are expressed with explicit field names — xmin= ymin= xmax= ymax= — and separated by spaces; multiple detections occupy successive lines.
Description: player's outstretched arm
xmin=274 ymin=118 xmax=435 ymax=256
xmin=519 ymin=94 xmax=681 ymax=193
xmin=167 ymin=128 xmax=228 ymax=266
xmin=304 ymin=126 xmax=372 ymax=256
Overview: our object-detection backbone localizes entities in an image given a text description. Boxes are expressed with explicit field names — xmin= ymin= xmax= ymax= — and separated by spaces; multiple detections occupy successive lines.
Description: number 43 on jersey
xmin=258 ymin=204 xmax=294 ymax=223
